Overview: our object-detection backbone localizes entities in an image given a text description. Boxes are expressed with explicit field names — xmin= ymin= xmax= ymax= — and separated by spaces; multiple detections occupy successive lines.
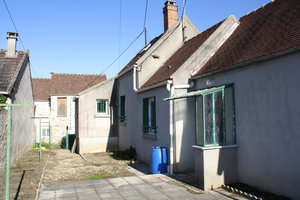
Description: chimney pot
xmin=6 ymin=32 xmax=18 ymax=58
xmin=163 ymin=1 xmax=178 ymax=31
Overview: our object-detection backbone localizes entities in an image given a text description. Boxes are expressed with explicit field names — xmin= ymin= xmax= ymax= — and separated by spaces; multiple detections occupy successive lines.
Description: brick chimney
xmin=163 ymin=1 xmax=178 ymax=31
xmin=6 ymin=32 xmax=18 ymax=58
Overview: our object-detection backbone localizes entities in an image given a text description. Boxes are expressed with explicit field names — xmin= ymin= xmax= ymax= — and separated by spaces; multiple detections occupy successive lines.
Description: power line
xmin=182 ymin=0 xmax=187 ymax=17
xmin=118 ymin=0 xmax=122 ymax=70
xmin=2 ymin=0 xmax=25 ymax=51
xmin=100 ymin=31 xmax=144 ymax=75
xmin=143 ymin=0 xmax=149 ymax=30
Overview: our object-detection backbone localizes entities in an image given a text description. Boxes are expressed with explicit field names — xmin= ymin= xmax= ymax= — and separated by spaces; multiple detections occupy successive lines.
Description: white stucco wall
xmin=194 ymin=52 xmax=300 ymax=199
xmin=78 ymin=78 xmax=118 ymax=153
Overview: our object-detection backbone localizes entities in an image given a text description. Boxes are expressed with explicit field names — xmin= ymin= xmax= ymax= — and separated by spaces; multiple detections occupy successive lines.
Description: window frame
xmin=194 ymin=84 xmax=236 ymax=147
xmin=143 ymin=96 xmax=157 ymax=134
xmin=120 ymin=96 xmax=126 ymax=122
xmin=57 ymin=97 xmax=67 ymax=117
xmin=96 ymin=99 xmax=108 ymax=114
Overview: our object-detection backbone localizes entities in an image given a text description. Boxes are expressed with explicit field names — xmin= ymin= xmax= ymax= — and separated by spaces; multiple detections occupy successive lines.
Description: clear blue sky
xmin=0 ymin=0 xmax=270 ymax=78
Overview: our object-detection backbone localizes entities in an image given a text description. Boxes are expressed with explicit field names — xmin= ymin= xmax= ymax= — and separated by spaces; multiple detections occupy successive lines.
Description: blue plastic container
xmin=151 ymin=146 xmax=162 ymax=174
xmin=160 ymin=147 xmax=167 ymax=173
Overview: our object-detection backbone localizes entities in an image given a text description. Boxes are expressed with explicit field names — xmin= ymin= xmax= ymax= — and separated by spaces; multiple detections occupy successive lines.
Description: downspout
xmin=133 ymin=64 xmax=141 ymax=92
xmin=167 ymin=80 xmax=194 ymax=175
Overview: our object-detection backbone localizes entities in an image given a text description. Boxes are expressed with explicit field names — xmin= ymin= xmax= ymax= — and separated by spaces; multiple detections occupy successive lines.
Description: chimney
xmin=163 ymin=1 xmax=178 ymax=31
xmin=6 ymin=32 xmax=18 ymax=57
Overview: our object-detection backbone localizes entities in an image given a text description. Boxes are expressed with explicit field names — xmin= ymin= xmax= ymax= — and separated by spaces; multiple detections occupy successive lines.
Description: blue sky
xmin=0 ymin=0 xmax=270 ymax=78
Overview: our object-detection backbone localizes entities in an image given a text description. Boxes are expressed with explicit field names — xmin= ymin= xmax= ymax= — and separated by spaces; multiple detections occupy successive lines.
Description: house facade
xmin=117 ymin=1 xmax=200 ymax=172
xmin=32 ymin=73 xmax=106 ymax=146
xmin=164 ymin=0 xmax=300 ymax=198
xmin=77 ymin=77 xmax=118 ymax=153
xmin=0 ymin=32 xmax=35 ymax=174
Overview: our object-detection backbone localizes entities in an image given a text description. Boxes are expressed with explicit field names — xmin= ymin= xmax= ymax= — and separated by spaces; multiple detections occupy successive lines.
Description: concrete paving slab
xmin=39 ymin=174 xmax=238 ymax=200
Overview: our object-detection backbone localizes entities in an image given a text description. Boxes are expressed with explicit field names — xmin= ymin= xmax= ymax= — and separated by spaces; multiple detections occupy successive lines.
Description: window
xmin=143 ymin=97 xmax=156 ymax=134
xmin=195 ymin=85 xmax=236 ymax=147
xmin=57 ymin=97 xmax=67 ymax=117
xmin=120 ymin=96 xmax=126 ymax=122
xmin=97 ymin=99 xmax=108 ymax=114
xmin=42 ymin=128 xmax=50 ymax=137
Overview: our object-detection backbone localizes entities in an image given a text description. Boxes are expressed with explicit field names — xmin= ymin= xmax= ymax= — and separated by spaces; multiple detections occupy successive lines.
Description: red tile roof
xmin=0 ymin=50 xmax=28 ymax=94
xmin=194 ymin=0 xmax=300 ymax=76
xmin=32 ymin=73 xmax=106 ymax=100
xmin=141 ymin=21 xmax=222 ymax=89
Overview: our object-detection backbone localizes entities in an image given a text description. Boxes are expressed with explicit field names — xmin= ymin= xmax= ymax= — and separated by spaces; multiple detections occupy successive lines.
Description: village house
xmin=32 ymin=73 xmax=106 ymax=146
xmin=77 ymin=77 xmax=118 ymax=153
xmin=164 ymin=0 xmax=300 ymax=198
xmin=116 ymin=0 xmax=200 ymax=170
xmin=0 ymin=32 xmax=35 ymax=174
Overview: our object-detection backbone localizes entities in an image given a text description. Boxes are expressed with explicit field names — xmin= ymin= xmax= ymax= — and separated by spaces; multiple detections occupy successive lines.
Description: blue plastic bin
xmin=151 ymin=146 xmax=162 ymax=174
xmin=160 ymin=147 xmax=167 ymax=173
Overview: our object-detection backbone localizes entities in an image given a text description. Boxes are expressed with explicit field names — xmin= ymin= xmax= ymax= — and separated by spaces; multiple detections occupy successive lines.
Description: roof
xmin=141 ymin=21 xmax=222 ymax=89
xmin=32 ymin=78 xmax=51 ymax=101
xmin=32 ymin=73 xmax=106 ymax=101
xmin=118 ymin=35 xmax=162 ymax=76
xmin=0 ymin=50 xmax=28 ymax=94
xmin=194 ymin=0 xmax=300 ymax=76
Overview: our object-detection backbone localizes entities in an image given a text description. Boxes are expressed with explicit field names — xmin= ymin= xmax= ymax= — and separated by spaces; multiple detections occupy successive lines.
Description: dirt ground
xmin=0 ymin=149 xmax=135 ymax=200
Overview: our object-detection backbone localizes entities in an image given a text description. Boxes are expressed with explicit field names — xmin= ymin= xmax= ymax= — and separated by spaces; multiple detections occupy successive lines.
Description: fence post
xmin=49 ymin=125 xmax=51 ymax=148
xmin=66 ymin=126 xmax=69 ymax=150
xmin=5 ymin=106 xmax=12 ymax=200
xmin=39 ymin=118 xmax=42 ymax=161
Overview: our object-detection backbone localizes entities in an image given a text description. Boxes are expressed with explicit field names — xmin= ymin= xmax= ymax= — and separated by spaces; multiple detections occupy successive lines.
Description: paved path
xmin=39 ymin=174 xmax=234 ymax=200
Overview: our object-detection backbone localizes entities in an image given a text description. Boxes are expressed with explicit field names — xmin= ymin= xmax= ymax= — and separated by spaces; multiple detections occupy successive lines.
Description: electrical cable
xmin=118 ymin=0 xmax=122 ymax=70
xmin=182 ymin=0 xmax=187 ymax=17
xmin=2 ymin=0 xmax=25 ymax=51
xmin=143 ymin=0 xmax=149 ymax=30
xmin=100 ymin=31 xmax=144 ymax=75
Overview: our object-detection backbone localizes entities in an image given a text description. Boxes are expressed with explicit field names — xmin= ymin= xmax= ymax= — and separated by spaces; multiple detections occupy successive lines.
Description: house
xmin=117 ymin=0 xmax=200 ymax=168
xmin=32 ymin=73 xmax=106 ymax=146
xmin=165 ymin=0 xmax=300 ymax=198
xmin=77 ymin=77 xmax=118 ymax=153
xmin=0 ymin=32 xmax=35 ymax=174
xmin=138 ymin=15 xmax=239 ymax=173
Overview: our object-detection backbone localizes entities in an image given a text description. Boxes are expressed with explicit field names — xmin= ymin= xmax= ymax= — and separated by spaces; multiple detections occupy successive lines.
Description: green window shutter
xmin=143 ymin=98 xmax=149 ymax=132
xmin=120 ymin=96 xmax=125 ymax=121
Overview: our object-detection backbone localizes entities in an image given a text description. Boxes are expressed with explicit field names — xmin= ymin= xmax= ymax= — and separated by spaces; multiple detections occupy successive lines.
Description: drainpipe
xmin=167 ymin=80 xmax=194 ymax=175
xmin=133 ymin=64 xmax=142 ymax=92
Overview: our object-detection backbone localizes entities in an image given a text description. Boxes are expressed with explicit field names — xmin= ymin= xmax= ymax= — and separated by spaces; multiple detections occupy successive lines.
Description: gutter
xmin=137 ymin=80 xmax=169 ymax=93
xmin=192 ymin=46 xmax=300 ymax=80
xmin=167 ymin=80 xmax=194 ymax=175
xmin=0 ymin=91 xmax=9 ymax=95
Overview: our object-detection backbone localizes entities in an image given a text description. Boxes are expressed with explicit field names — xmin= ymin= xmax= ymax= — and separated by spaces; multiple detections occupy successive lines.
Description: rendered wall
xmin=78 ymin=78 xmax=118 ymax=153
xmin=10 ymin=61 xmax=35 ymax=168
xmin=0 ymin=109 xmax=8 ymax=174
xmin=194 ymin=52 xmax=300 ymax=199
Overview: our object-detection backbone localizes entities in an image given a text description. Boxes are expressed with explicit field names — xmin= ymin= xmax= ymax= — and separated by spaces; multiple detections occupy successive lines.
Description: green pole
xmin=66 ymin=126 xmax=69 ymax=150
xmin=49 ymin=125 xmax=51 ymax=148
xmin=5 ymin=106 xmax=12 ymax=200
xmin=34 ymin=125 xmax=36 ymax=145
xmin=39 ymin=118 xmax=42 ymax=161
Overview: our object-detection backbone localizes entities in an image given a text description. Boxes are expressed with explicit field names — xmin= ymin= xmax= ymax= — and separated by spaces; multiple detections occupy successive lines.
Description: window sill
xmin=94 ymin=114 xmax=110 ymax=118
xmin=143 ymin=133 xmax=157 ymax=140
xmin=119 ymin=121 xmax=126 ymax=126
xmin=192 ymin=144 xmax=238 ymax=150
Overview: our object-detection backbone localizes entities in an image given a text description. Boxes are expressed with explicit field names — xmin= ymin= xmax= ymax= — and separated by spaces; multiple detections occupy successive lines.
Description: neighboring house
xmin=32 ymin=73 xmax=106 ymax=146
xmin=165 ymin=0 xmax=300 ymax=198
xmin=77 ymin=77 xmax=118 ymax=153
xmin=0 ymin=32 xmax=35 ymax=174
xmin=117 ymin=0 xmax=199 ymax=164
